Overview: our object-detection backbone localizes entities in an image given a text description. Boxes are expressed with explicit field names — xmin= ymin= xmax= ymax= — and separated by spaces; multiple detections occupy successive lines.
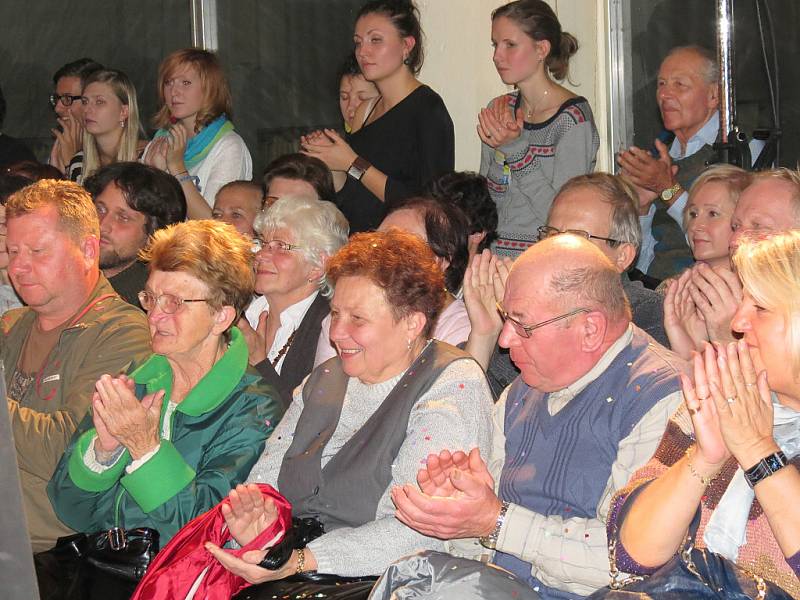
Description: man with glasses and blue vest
xmin=392 ymin=234 xmax=686 ymax=599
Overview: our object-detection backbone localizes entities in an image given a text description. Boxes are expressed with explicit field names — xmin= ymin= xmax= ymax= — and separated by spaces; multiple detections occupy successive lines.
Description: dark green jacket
xmin=47 ymin=327 xmax=283 ymax=546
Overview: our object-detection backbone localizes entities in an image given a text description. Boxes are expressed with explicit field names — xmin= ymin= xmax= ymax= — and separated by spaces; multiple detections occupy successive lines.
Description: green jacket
xmin=1 ymin=275 xmax=151 ymax=552
xmin=48 ymin=327 xmax=283 ymax=547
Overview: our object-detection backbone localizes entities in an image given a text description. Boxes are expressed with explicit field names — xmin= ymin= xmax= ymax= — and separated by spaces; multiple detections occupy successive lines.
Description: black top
xmin=108 ymin=260 xmax=148 ymax=309
xmin=336 ymin=85 xmax=455 ymax=233
xmin=254 ymin=293 xmax=330 ymax=409
xmin=0 ymin=134 xmax=35 ymax=169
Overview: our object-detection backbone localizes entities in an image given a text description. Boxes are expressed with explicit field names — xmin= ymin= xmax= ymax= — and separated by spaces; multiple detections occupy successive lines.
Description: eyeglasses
xmin=257 ymin=239 xmax=303 ymax=254
xmin=496 ymin=301 xmax=589 ymax=339
xmin=537 ymin=225 xmax=623 ymax=248
xmin=138 ymin=291 xmax=209 ymax=314
xmin=49 ymin=93 xmax=83 ymax=108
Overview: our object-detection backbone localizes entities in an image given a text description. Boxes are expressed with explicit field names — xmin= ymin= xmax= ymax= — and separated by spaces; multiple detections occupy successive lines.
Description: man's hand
xmin=617 ymin=140 xmax=677 ymax=195
xmin=392 ymin=449 xmax=500 ymax=540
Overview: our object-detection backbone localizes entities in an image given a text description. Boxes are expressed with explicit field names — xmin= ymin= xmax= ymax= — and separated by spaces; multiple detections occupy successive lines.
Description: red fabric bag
xmin=131 ymin=484 xmax=292 ymax=600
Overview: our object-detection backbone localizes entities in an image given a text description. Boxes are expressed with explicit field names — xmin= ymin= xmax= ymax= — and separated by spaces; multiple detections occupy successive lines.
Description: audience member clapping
xmin=199 ymin=229 xmax=492 ymax=598
xmin=242 ymin=196 xmax=348 ymax=407
xmin=143 ymin=49 xmax=252 ymax=218
xmin=604 ymin=230 xmax=800 ymax=598
xmin=664 ymin=165 xmax=751 ymax=358
xmin=301 ymin=0 xmax=455 ymax=233
xmin=47 ymin=220 xmax=283 ymax=595
xmin=212 ymin=180 xmax=264 ymax=239
xmin=666 ymin=168 xmax=800 ymax=359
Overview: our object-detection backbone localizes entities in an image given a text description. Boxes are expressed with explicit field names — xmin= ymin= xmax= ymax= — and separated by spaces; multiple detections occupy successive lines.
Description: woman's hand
xmin=463 ymin=250 xmax=506 ymax=339
xmin=689 ymin=264 xmax=742 ymax=344
xmin=711 ymin=339 xmax=779 ymax=469
xmin=476 ymin=97 xmax=523 ymax=149
xmin=165 ymin=124 xmax=189 ymax=175
xmin=681 ymin=344 xmax=730 ymax=471
xmin=205 ymin=544 xmax=314 ymax=584
xmin=143 ymin=136 xmax=169 ymax=172
xmin=238 ymin=311 xmax=270 ymax=366
xmin=222 ymin=484 xmax=279 ymax=547
xmin=92 ymin=374 xmax=163 ymax=460
xmin=301 ymin=128 xmax=357 ymax=172
xmin=91 ymin=389 xmax=122 ymax=453
xmin=663 ymin=271 xmax=708 ymax=359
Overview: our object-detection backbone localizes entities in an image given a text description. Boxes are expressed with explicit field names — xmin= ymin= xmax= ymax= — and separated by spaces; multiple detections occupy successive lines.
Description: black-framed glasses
xmin=49 ymin=93 xmax=83 ymax=108
xmin=496 ymin=301 xmax=589 ymax=339
xmin=257 ymin=239 xmax=303 ymax=254
xmin=138 ymin=291 xmax=208 ymax=314
xmin=537 ymin=225 xmax=623 ymax=248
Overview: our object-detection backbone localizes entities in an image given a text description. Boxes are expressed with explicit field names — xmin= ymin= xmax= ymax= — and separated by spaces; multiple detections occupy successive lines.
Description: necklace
xmin=270 ymin=328 xmax=297 ymax=367
xmin=523 ymin=87 xmax=550 ymax=120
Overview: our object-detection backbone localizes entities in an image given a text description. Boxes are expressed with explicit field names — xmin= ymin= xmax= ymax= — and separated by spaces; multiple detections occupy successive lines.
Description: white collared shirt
xmin=636 ymin=111 xmax=766 ymax=273
xmin=245 ymin=291 xmax=319 ymax=374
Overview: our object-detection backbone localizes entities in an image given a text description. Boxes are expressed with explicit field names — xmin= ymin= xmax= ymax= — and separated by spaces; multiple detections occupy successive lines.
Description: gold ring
xmin=726 ymin=397 xmax=736 ymax=404
xmin=688 ymin=407 xmax=700 ymax=416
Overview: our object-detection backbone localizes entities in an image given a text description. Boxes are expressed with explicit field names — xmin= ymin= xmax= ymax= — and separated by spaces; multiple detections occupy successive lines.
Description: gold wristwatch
xmin=660 ymin=182 xmax=683 ymax=206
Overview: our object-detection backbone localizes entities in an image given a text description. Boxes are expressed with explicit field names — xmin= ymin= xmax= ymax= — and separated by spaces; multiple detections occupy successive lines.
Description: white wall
xmin=417 ymin=0 xmax=610 ymax=172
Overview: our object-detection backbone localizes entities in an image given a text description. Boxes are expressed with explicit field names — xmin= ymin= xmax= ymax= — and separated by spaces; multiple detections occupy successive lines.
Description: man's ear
xmin=81 ymin=235 xmax=99 ymax=269
xmin=614 ymin=243 xmax=637 ymax=273
xmin=580 ymin=311 xmax=607 ymax=353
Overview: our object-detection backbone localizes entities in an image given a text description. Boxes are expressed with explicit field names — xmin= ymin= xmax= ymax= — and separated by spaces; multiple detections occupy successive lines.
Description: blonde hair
xmin=140 ymin=220 xmax=254 ymax=319
xmin=153 ymin=49 xmax=233 ymax=133
xmin=733 ymin=229 xmax=800 ymax=376
xmin=682 ymin=164 xmax=752 ymax=226
xmin=6 ymin=179 xmax=99 ymax=243
xmin=81 ymin=69 xmax=142 ymax=181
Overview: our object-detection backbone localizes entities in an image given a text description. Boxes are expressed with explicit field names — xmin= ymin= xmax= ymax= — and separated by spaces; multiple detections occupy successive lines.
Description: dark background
xmin=628 ymin=0 xmax=797 ymax=167
xmin=0 ymin=0 xmax=364 ymax=177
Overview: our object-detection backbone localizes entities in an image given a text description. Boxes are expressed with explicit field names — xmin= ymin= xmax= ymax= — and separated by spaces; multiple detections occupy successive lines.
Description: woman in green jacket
xmin=45 ymin=220 xmax=283 ymax=592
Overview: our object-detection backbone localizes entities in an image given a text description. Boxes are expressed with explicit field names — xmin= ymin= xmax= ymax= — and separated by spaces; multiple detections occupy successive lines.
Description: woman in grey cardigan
xmin=479 ymin=0 xmax=599 ymax=257
xmin=205 ymin=229 xmax=494 ymax=598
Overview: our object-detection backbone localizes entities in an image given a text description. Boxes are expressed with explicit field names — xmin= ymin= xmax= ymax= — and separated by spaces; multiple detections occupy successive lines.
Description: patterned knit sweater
xmin=609 ymin=405 xmax=800 ymax=598
xmin=479 ymin=92 xmax=599 ymax=258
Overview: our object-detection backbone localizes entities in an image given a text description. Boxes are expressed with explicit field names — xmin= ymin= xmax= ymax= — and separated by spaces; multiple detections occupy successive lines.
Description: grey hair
xmin=553 ymin=173 xmax=642 ymax=252
xmin=665 ymin=45 xmax=719 ymax=85
xmin=548 ymin=262 xmax=631 ymax=324
xmin=254 ymin=195 xmax=349 ymax=297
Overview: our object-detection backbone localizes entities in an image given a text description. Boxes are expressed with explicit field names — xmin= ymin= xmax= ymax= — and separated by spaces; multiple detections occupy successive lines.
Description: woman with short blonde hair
xmin=602 ymin=230 xmax=800 ymax=598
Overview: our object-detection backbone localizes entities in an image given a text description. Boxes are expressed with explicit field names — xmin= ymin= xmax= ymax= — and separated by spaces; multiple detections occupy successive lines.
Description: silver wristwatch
xmin=479 ymin=500 xmax=510 ymax=550
xmin=347 ymin=156 xmax=371 ymax=181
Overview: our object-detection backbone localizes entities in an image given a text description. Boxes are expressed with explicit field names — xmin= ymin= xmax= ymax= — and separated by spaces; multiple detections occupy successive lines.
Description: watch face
xmin=661 ymin=189 xmax=673 ymax=201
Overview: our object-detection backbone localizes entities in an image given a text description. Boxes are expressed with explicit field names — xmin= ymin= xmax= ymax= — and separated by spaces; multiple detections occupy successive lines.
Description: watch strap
xmin=347 ymin=156 xmax=371 ymax=181
xmin=744 ymin=450 xmax=788 ymax=488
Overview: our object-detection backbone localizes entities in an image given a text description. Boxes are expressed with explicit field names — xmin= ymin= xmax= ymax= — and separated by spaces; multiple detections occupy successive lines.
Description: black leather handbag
xmin=35 ymin=527 xmax=159 ymax=600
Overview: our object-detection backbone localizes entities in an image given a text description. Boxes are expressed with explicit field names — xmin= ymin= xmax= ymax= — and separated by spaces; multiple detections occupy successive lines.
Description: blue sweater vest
xmin=494 ymin=328 xmax=683 ymax=599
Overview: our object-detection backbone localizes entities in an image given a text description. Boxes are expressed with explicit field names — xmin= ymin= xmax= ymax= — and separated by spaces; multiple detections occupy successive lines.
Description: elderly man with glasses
xmin=392 ymin=233 xmax=686 ymax=599
xmin=468 ymin=172 xmax=669 ymax=397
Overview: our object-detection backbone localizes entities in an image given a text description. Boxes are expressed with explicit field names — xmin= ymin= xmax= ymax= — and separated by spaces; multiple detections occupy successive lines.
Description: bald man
xmin=393 ymin=236 xmax=686 ymax=599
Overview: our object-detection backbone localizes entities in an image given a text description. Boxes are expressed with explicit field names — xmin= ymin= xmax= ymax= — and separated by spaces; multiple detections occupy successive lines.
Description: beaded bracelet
xmin=685 ymin=446 xmax=718 ymax=487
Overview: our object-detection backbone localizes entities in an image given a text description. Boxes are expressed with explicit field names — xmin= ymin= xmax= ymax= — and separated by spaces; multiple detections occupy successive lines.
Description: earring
xmin=403 ymin=56 xmax=410 ymax=66
xmin=120 ymin=120 xmax=126 ymax=128
xmin=407 ymin=339 xmax=412 ymax=350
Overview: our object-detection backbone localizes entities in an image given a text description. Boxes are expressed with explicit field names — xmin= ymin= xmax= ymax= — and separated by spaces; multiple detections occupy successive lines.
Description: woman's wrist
xmin=685 ymin=445 xmax=724 ymax=486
